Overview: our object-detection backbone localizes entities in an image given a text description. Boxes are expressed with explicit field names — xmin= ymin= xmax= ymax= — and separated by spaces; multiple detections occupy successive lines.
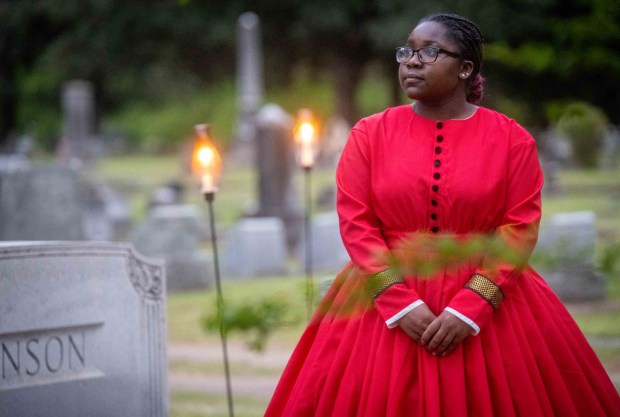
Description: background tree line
xmin=1 ymin=0 xmax=619 ymax=151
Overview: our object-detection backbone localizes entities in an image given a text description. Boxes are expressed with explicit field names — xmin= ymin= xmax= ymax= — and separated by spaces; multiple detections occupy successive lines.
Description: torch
xmin=294 ymin=109 xmax=318 ymax=321
xmin=191 ymin=124 xmax=234 ymax=417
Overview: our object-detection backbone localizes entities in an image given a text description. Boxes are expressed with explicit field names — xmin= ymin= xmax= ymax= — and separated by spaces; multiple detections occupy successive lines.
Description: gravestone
xmin=0 ymin=154 xmax=30 ymax=174
xmin=59 ymin=80 xmax=98 ymax=165
xmin=0 ymin=165 xmax=84 ymax=240
xmin=221 ymin=217 xmax=287 ymax=278
xmin=0 ymin=242 xmax=168 ymax=417
xmin=298 ymin=211 xmax=349 ymax=272
xmin=535 ymin=211 xmax=605 ymax=301
xmin=0 ymin=164 xmax=127 ymax=242
xmin=131 ymin=204 xmax=212 ymax=292
xmin=254 ymin=104 xmax=302 ymax=250
xmin=234 ymin=12 xmax=263 ymax=161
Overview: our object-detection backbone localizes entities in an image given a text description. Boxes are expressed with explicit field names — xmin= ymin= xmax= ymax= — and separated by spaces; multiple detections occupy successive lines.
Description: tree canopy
xmin=1 ymin=0 xmax=618 ymax=148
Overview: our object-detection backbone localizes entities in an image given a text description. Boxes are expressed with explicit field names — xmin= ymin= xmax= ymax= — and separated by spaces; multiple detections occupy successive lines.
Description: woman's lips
xmin=404 ymin=74 xmax=424 ymax=82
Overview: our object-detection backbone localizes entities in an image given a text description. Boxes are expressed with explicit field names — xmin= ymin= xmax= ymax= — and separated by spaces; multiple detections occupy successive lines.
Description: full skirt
xmin=265 ymin=264 xmax=620 ymax=417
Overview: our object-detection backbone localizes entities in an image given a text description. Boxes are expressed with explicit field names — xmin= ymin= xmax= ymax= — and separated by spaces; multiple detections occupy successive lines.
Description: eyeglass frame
xmin=395 ymin=46 xmax=462 ymax=64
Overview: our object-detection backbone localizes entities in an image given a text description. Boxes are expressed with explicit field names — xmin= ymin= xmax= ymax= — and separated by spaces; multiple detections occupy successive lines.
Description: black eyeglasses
xmin=395 ymin=46 xmax=461 ymax=64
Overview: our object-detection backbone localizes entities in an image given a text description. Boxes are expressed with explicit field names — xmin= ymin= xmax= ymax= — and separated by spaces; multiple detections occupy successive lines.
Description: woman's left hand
xmin=420 ymin=311 xmax=474 ymax=356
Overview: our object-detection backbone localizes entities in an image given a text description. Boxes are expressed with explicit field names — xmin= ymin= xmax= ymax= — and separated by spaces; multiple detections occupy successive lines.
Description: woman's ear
xmin=458 ymin=60 xmax=474 ymax=79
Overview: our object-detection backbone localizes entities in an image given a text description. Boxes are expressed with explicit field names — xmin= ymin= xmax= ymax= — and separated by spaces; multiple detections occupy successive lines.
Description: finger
xmin=436 ymin=334 xmax=455 ymax=356
xmin=440 ymin=342 xmax=458 ymax=357
xmin=420 ymin=320 xmax=441 ymax=346
xmin=426 ymin=327 xmax=447 ymax=353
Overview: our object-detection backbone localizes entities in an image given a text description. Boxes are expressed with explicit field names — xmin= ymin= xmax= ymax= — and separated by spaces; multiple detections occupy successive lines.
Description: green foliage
xmin=599 ymin=242 xmax=620 ymax=278
xmin=4 ymin=0 xmax=620 ymax=150
xmin=555 ymin=102 xmax=608 ymax=167
xmin=15 ymin=69 xmax=62 ymax=150
xmin=104 ymin=81 xmax=237 ymax=152
xmin=203 ymin=295 xmax=302 ymax=352
xmin=382 ymin=233 xmax=530 ymax=279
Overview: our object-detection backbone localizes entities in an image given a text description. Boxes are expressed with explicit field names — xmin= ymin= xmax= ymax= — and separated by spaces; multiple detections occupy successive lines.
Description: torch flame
xmin=191 ymin=124 xmax=222 ymax=193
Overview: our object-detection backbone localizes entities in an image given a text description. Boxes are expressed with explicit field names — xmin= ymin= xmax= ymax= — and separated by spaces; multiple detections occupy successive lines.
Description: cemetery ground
xmin=93 ymin=156 xmax=620 ymax=417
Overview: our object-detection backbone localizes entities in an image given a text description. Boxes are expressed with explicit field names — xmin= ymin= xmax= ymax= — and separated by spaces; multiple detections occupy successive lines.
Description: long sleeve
xmin=336 ymin=122 xmax=423 ymax=323
xmin=446 ymin=125 xmax=543 ymax=332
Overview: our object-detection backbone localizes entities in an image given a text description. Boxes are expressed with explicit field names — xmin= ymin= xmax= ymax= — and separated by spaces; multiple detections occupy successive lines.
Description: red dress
xmin=265 ymin=105 xmax=620 ymax=417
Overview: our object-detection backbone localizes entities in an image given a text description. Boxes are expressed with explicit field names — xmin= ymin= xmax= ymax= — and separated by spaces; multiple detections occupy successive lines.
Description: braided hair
xmin=419 ymin=14 xmax=485 ymax=104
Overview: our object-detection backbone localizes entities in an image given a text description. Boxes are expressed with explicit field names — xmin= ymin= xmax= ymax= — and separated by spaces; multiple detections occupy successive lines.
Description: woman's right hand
xmin=396 ymin=304 xmax=436 ymax=343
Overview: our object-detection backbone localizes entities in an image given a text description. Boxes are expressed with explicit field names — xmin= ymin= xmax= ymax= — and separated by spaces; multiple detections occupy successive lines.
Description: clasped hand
xmin=397 ymin=304 xmax=473 ymax=357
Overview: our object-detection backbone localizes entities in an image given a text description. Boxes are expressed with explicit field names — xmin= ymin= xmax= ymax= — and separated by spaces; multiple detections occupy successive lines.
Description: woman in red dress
xmin=265 ymin=13 xmax=620 ymax=417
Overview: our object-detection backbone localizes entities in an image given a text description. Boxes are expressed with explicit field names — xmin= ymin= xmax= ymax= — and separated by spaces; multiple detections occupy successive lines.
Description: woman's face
xmin=398 ymin=21 xmax=473 ymax=104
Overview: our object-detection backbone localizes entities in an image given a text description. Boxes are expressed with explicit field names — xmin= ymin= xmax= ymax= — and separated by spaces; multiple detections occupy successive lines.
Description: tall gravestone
xmin=236 ymin=12 xmax=263 ymax=148
xmin=59 ymin=80 xmax=97 ymax=164
xmin=254 ymin=104 xmax=302 ymax=250
xmin=0 ymin=242 xmax=168 ymax=417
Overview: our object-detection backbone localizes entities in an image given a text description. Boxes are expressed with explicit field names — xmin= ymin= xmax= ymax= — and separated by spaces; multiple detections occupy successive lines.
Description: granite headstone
xmin=221 ymin=217 xmax=287 ymax=278
xmin=131 ymin=204 xmax=212 ymax=292
xmin=535 ymin=211 xmax=606 ymax=301
xmin=0 ymin=165 xmax=84 ymax=240
xmin=0 ymin=241 xmax=168 ymax=416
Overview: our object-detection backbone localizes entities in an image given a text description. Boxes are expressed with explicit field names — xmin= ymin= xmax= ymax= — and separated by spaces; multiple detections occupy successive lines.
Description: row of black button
xmin=431 ymin=122 xmax=443 ymax=234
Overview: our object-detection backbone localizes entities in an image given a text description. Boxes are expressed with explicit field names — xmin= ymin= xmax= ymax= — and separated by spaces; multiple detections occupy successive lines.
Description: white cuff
xmin=385 ymin=300 xmax=425 ymax=329
xmin=444 ymin=307 xmax=480 ymax=335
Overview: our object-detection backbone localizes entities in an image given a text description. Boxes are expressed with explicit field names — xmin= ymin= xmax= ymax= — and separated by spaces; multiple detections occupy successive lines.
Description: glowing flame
xmin=294 ymin=109 xmax=318 ymax=168
xmin=191 ymin=124 xmax=222 ymax=193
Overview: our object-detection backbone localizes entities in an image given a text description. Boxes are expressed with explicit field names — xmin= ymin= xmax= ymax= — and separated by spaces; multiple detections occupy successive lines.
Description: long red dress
xmin=265 ymin=105 xmax=620 ymax=417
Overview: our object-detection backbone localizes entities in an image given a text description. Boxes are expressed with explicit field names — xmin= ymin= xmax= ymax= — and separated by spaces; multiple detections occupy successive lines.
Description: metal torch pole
xmin=205 ymin=192 xmax=234 ymax=417
xmin=303 ymin=166 xmax=314 ymax=321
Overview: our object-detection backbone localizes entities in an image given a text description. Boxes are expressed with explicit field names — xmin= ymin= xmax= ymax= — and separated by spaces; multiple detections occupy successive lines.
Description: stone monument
xmin=535 ymin=211 xmax=606 ymax=301
xmin=254 ymin=103 xmax=302 ymax=249
xmin=131 ymin=204 xmax=211 ymax=292
xmin=0 ymin=241 xmax=168 ymax=417
xmin=235 ymin=12 xmax=263 ymax=153
xmin=59 ymin=80 xmax=98 ymax=165
xmin=0 ymin=165 xmax=84 ymax=240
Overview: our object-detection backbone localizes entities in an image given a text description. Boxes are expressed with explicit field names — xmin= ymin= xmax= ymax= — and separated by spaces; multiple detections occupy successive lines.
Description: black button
xmin=435 ymin=147 xmax=442 ymax=154
xmin=431 ymin=200 xmax=438 ymax=206
xmin=433 ymin=173 xmax=441 ymax=180
xmin=437 ymin=122 xmax=443 ymax=129
xmin=431 ymin=213 xmax=437 ymax=220
xmin=434 ymin=160 xmax=441 ymax=167
xmin=432 ymin=227 xmax=440 ymax=233
xmin=437 ymin=135 xmax=444 ymax=142
xmin=432 ymin=185 xmax=439 ymax=192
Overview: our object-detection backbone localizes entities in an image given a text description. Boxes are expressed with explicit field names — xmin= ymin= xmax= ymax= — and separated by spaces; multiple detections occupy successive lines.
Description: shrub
xmin=554 ymin=102 xmax=608 ymax=168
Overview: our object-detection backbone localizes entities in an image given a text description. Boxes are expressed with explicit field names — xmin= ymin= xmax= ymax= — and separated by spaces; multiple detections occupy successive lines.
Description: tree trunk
xmin=331 ymin=53 xmax=364 ymax=126
xmin=0 ymin=27 xmax=17 ymax=150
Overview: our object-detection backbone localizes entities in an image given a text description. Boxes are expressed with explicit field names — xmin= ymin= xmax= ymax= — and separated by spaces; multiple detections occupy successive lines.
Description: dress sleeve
xmin=446 ymin=127 xmax=543 ymax=333
xmin=337 ymin=123 xmax=422 ymax=324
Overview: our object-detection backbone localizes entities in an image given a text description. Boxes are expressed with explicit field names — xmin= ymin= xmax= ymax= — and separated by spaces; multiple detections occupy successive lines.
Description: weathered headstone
xmin=0 ymin=165 xmax=84 ymax=240
xmin=222 ymin=217 xmax=287 ymax=278
xmin=0 ymin=154 xmax=30 ymax=174
xmin=0 ymin=242 xmax=168 ymax=417
xmin=298 ymin=211 xmax=349 ymax=272
xmin=131 ymin=204 xmax=212 ymax=292
xmin=59 ymin=80 xmax=98 ymax=165
xmin=535 ymin=211 xmax=606 ymax=301
xmin=253 ymin=104 xmax=302 ymax=250
xmin=235 ymin=12 xmax=263 ymax=148
xmin=601 ymin=124 xmax=620 ymax=170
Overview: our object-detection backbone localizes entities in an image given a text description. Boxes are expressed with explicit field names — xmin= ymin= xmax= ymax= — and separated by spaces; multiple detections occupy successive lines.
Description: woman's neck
xmin=412 ymin=98 xmax=478 ymax=121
